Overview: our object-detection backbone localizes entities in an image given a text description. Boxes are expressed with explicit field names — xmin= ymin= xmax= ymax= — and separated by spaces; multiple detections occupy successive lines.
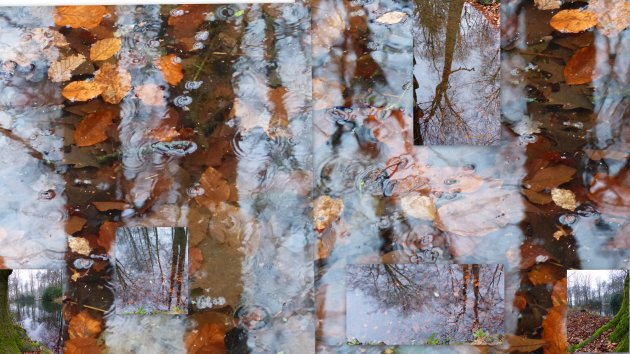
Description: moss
xmin=614 ymin=335 xmax=629 ymax=352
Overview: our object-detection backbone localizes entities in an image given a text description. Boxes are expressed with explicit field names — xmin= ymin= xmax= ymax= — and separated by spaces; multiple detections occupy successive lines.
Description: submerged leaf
xmin=506 ymin=335 xmax=546 ymax=353
xmin=90 ymin=37 xmax=122 ymax=61
xmin=523 ymin=164 xmax=576 ymax=192
xmin=54 ymin=6 xmax=109 ymax=29
xmin=68 ymin=310 xmax=102 ymax=339
xmin=48 ymin=54 xmax=86 ymax=82
xmin=551 ymin=188 xmax=577 ymax=211
xmin=564 ymin=44 xmax=595 ymax=86
xmin=98 ymin=221 xmax=119 ymax=252
xmin=135 ymin=84 xmax=166 ymax=107
xmin=375 ymin=11 xmax=407 ymax=24
xmin=541 ymin=304 xmax=567 ymax=353
xmin=155 ymin=54 xmax=184 ymax=86
xmin=63 ymin=338 xmax=103 ymax=354
xmin=185 ymin=323 xmax=226 ymax=354
xmin=74 ymin=110 xmax=114 ymax=147
xmin=92 ymin=201 xmax=129 ymax=211
xmin=588 ymin=0 xmax=630 ymax=36
xmin=534 ymin=0 xmax=563 ymax=10
xmin=62 ymin=80 xmax=104 ymax=102
xmin=313 ymin=195 xmax=344 ymax=232
xmin=196 ymin=167 xmax=231 ymax=208
xmin=549 ymin=9 xmax=598 ymax=33
xmin=400 ymin=195 xmax=437 ymax=221
xmin=68 ymin=236 xmax=91 ymax=256
xmin=94 ymin=63 xmax=131 ymax=104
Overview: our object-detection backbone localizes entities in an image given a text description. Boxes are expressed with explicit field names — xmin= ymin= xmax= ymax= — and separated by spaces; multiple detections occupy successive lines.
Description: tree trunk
xmin=0 ymin=269 xmax=21 ymax=354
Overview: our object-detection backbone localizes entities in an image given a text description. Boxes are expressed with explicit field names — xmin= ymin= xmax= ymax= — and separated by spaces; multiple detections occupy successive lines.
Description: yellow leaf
xmin=48 ymin=54 xmax=86 ymax=82
xmin=551 ymin=188 xmax=577 ymax=211
xmin=62 ymin=80 xmax=103 ymax=102
xmin=400 ymin=195 xmax=436 ymax=221
xmin=155 ymin=54 xmax=184 ymax=86
xmin=93 ymin=63 xmax=131 ymax=104
xmin=313 ymin=195 xmax=344 ymax=232
xmin=90 ymin=37 xmax=122 ymax=61
xmin=54 ymin=6 xmax=109 ymax=30
xmin=68 ymin=236 xmax=91 ymax=256
xmin=549 ymin=9 xmax=598 ymax=33
xmin=74 ymin=110 xmax=114 ymax=147
xmin=534 ymin=0 xmax=562 ymax=10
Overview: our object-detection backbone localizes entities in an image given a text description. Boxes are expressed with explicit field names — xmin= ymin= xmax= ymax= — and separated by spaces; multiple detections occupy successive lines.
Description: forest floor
xmin=567 ymin=310 xmax=617 ymax=353
xmin=465 ymin=0 xmax=500 ymax=27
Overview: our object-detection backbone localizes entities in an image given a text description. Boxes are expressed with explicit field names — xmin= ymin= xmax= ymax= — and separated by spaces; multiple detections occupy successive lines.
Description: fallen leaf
xmin=399 ymin=195 xmax=437 ymax=221
xmin=522 ymin=189 xmax=553 ymax=205
xmin=514 ymin=293 xmax=528 ymax=310
xmin=149 ymin=126 xmax=180 ymax=142
xmin=0 ymin=256 xmax=5 ymax=269
xmin=68 ymin=310 xmax=102 ymax=339
xmin=195 ymin=167 xmax=231 ymax=208
xmin=68 ymin=236 xmax=91 ymax=256
xmin=505 ymin=335 xmax=546 ymax=353
xmin=313 ymin=195 xmax=344 ymax=232
xmin=48 ymin=54 xmax=86 ymax=82
xmin=528 ymin=263 xmax=557 ymax=285
xmin=189 ymin=247 xmax=203 ymax=275
xmin=90 ymin=37 xmax=122 ymax=61
xmin=524 ymin=164 xmax=576 ymax=192
xmin=375 ymin=11 xmax=407 ymax=24
xmin=168 ymin=4 xmax=210 ymax=52
xmin=553 ymin=225 xmax=570 ymax=240
xmin=54 ymin=6 xmax=109 ymax=29
xmin=135 ymin=84 xmax=166 ymax=107
xmin=534 ymin=0 xmax=563 ymax=10
xmin=65 ymin=216 xmax=87 ymax=235
xmin=70 ymin=268 xmax=83 ymax=282
xmin=564 ymin=44 xmax=596 ymax=86
xmin=552 ymin=278 xmax=567 ymax=308
xmin=549 ymin=9 xmax=598 ymax=33
xmin=94 ymin=63 xmax=131 ymax=104
xmin=551 ymin=188 xmax=577 ymax=211
xmin=92 ymin=201 xmax=130 ymax=211
xmin=542 ymin=305 xmax=567 ymax=353
xmin=74 ymin=110 xmax=114 ymax=147
xmin=62 ymin=80 xmax=104 ymax=102
xmin=268 ymin=87 xmax=289 ymax=135
xmin=185 ymin=323 xmax=226 ymax=354
xmin=520 ymin=242 xmax=555 ymax=269
xmin=588 ymin=0 xmax=630 ymax=36
xmin=97 ymin=221 xmax=119 ymax=252
xmin=155 ymin=54 xmax=184 ymax=86
xmin=63 ymin=338 xmax=103 ymax=354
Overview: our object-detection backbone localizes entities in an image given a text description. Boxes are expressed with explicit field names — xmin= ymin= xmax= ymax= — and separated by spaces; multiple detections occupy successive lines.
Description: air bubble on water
xmin=186 ymin=183 xmax=205 ymax=197
xmin=195 ymin=31 xmax=209 ymax=41
xmin=444 ymin=178 xmax=458 ymax=185
xmin=148 ymin=39 xmax=160 ymax=48
xmin=234 ymin=305 xmax=270 ymax=331
xmin=185 ymin=81 xmax=203 ymax=90
xmin=376 ymin=217 xmax=391 ymax=230
xmin=170 ymin=9 xmax=185 ymax=17
xmin=215 ymin=5 xmax=236 ymax=20
xmin=151 ymin=141 xmax=197 ymax=157
xmin=519 ymin=134 xmax=538 ymax=143
xmin=121 ymin=209 xmax=135 ymax=218
xmin=559 ymin=214 xmax=577 ymax=225
xmin=73 ymin=258 xmax=94 ymax=270
xmin=193 ymin=42 xmax=205 ymax=50
xmin=38 ymin=189 xmax=56 ymax=200
xmin=174 ymin=95 xmax=193 ymax=107
xmin=212 ymin=297 xmax=226 ymax=306
xmin=171 ymin=56 xmax=182 ymax=64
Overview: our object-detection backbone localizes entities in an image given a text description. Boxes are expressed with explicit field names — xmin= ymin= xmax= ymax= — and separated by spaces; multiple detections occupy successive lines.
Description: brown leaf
xmin=155 ymin=54 xmax=184 ymax=86
xmin=48 ymin=54 xmax=86 ymax=82
xmin=135 ymin=84 xmax=166 ymax=107
xmin=185 ymin=323 xmax=226 ymax=354
xmin=93 ymin=63 xmax=131 ymax=104
xmin=74 ymin=110 xmax=114 ymax=147
xmin=522 ymin=189 xmax=553 ymax=205
xmin=167 ymin=5 xmax=210 ymax=52
xmin=195 ymin=167 xmax=231 ymax=208
xmin=69 ymin=310 xmax=102 ymax=339
xmin=528 ymin=263 xmax=558 ymax=286
xmin=92 ymin=201 xmax=130 ymax=211
xmin=514 ymin=293 xmax=528 ymax=311
xmin=313 ymin=195 xmax=344 ymax=232
xmin=63 ymin=338 xmax=103 ymax=354
xmin=65 ymin=216 xmax=87 ymax=235
xmin=520 ymin=242 xmax=555 ymax=269
xmin=148 ymin=126 xmax=180 ymax=142
xmin=524 ymin=164 xmax=576 ymax=192
xmin=588 ymin=171 xmax=630 ymax=216
xmin=564 ymin=44 xmax=596 ymax=86
xmin=90 ymin=37 xmax=122 ymax=61
xmin=550 ymin=9 xmax=598 ymax=33
xmin=188 ymin=247 xmax=203 ymax=275
xmin=552 ymin=278 xmax=567 ymax=308
xmin=55 ymin=6 xmax=109 ymax=29
xmin=268 ymin=87 xmax=289 ymax=134
xmin=551 ymin=188 xmax=577 ymax=211
xmin=505 ymin=335 xmax=546 ymax=353
xmin=541 ymin=305 xmax=567 ymax=354
xmin=0 ymin=256 xmax=5 ymax=269
xmin=62 ymin=80 xmax=104 ymax=102
xmin=97 ymin=221 xmax=119 ymax=252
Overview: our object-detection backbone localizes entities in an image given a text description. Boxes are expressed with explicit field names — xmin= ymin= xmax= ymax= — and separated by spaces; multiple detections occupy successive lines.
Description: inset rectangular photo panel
xmin=413 ymin=0 xmax=500 ymax=145
xmin=1 ymin=268 xmax=64 ymax=354
xmin=114 ymin=227 xmax=188 ymax=315
xmin=346 ymin=263 xmax=504 ymax=346
xmin=567 ymin=269 xmax=629 ymax=353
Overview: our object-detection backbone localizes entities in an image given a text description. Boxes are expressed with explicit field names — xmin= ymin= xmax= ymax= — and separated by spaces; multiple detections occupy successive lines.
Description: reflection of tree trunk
xmin=154 ymin=228 xmax=164 ymax=297
xmin=472 ymin=264 xmax=480 ymax=329
xmin=167 ymin=228 xmax=187 ymax=310
xmin=456 ymin=265 xmax=469 ymax=325
xmin=413 ymin=55 xmax=423 ymax=145
xmin=0 ymin=269 xmax=21 ymax=354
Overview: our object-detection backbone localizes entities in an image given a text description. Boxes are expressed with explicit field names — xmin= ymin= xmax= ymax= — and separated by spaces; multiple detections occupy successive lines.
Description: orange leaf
xmin=167 ymin=5 xmax=209 ymax=51
xmin=188 ymin=247 xmax=203 ymax=275
xmin=185 ymin=323 xmax=226 ymax=354
xmin=313 ymin=195 xmax=344 ymax=232
xmin=135 ymin=84 xmax=166 ymax=107
xmin=55 ymin=6 xmax=109 ymax=29
xmin=98 ymin=221 xmax=119 ymax=252
xmin=564 ymin=44 xmax=596 ymax=86
xmin=74 ymin=110 xmax=114 ymax=147
xmin=513 ymin=293 xmax=527 ymax=310
xmin=541 ymin=305 xmax=567 ymax=354
xmin=549 ymin=9 xmax=597 ymax=33
xmin=63 ymin=338 xmax=103 ymax=354
xmin=62 ymin=80 xmax=104 ymax=102
xmin=0 ymin=256 xmax=5 ymax=269
xmin=65 ymin=216 xmax=87 ymax=235
xmin=148 ymin=126 xmax=180 ymax=142
xmin=195 ymin=166 xmax=230 ymax=208
xmin=91 ymin=201 xmax=130 ymax=211
xmin=68 ymin=310 xmax=102 ymax=339
xmin=155 ymin=54 xmax=184 ymax=86
xmin=94 ymin=63 xmax=131 ymax=104
xmin=528 ymin=263 xmax=559 ymax=286
xmin=552 ymin=278 xmax=567 ymax=308
xmin=90 ymin=37 xmax=122 ymax=61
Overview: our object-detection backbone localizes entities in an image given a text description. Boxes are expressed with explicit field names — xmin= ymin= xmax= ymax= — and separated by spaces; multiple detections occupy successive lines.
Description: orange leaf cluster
xmin=54 ymin=6 xmax=109 ymax=29
xmin=74 ymin=110 xmax=114 ymax=147
xmin=155 ymin=54 xmax=184 ymax=86
xmin=564 ymin=44 xmax=596 ymax=86
xmin=62 ymin=63 xmax=131 ymax=104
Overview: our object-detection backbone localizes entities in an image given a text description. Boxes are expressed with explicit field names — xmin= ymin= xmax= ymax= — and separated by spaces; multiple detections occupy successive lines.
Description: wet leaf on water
xmin=505 ymin=335 xmax=546 ymax=353
xmin=549 ymin=9 xmax=598 ymax=33
xmin=90 ymin=37 xmax=122 ymax=61
xmin=155 ymin=54 xmax=184 ymax=86
xmin=268 ymin=87 xmax=290 ymax=134
xmin=135 ymin=84 xmax=166 ymax=107
xmin=167 ymin=4 xmax=210 ymax=51
xmin=94 ymin=63 xmax=132 ymax=104
xmin=148 ymin=126 xmax=180 ymax=142
xmin=65 ymin=216 xmax=87 ymax=234
xmin=313 ymin=195 xmax=344 ymax=232
xmin=74 ymin=110 xmax=114 ymax=147
xmin=553 ymin=225 xmax=570 ymax=240
xmin=523 ymin=164 xmax=576 ymax=192
xmin=528 ymin=263 xmax=558 ymax=286
xmin=48 ymin=54 xmax=86 ymax=83
xmin=513 ymin=293 xmax=528 ymax=311
xmin=552 ymin=278 xmax=567 ymax=308
xmin=185 ymin=323 xmax=226 ymax=354
xmin=189 ymin=246 xmax=203 ymax=275
xmin=196 ymin=166 xmax=231 ymax=208
xmin=0 ymin=256 xmax=5 ymax=269
xmin=62 ymin=80 xmax=104 ymax=102
xmin=92 ymin=201 xmax=130 ymax=211
xmin=541 ymin=302 xmax=567 ymax=353
xmin=68 ymin=310 xmax=102 ymax=339
xmin=375 ymin=11 xmax=408 ymax=25
xmin=534 ymin=0 xmax=563 ymax=10
xmin=63 ymin=338 xmax=103 ymax=354
xmin=399 ymin=195 xmax=436 ymax=221
xmin=521 ymin=188 xmax=552 ymax=205
xmin=54 ymin=6 xmax=109 ymax=29
xmin=588 ymin=0 xmax=630 ymax=36
xmin=564 ymin=44 xmax=595 ymax=86
xmin=588 ymin=172 xmax=630 ymax=216
xmin=97 ymin=221 xmax=119 ymax=252
xmin=520 ymin=242 xmax=555 ymax=269
xmin=68 ymin=236 xmax=91 ymax=256
xmin=551 ymin=188 xmax=577 ymax=211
